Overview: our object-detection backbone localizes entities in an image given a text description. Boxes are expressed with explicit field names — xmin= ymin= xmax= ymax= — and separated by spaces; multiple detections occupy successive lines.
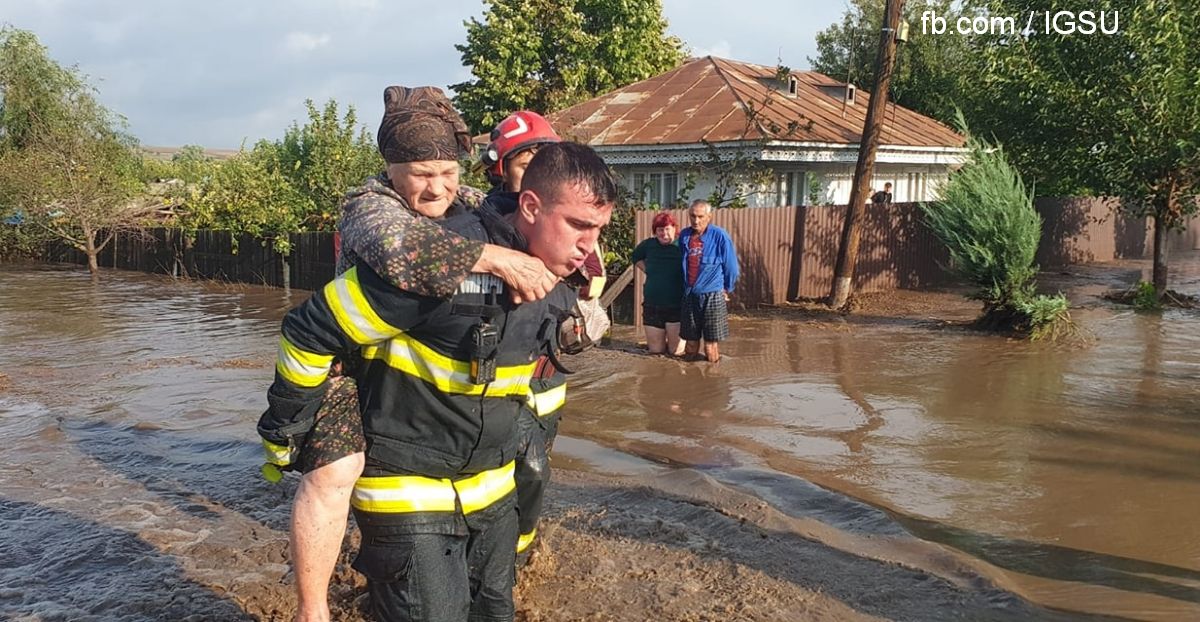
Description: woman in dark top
xmin=631 ymin=211 xmax=686 ymax=355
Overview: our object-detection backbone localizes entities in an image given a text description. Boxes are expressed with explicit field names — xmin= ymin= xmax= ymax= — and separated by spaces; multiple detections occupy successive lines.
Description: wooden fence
xmin=631 ymin=198 xmax=1200 ymax=316
xmin=48 ymin=229 xmax=338 ymax=291
xmin=41 ymin=197 xmax=1200 ymax=324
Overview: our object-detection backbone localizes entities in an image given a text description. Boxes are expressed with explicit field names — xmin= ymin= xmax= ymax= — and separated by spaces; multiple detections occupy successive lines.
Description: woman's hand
xmin=476 ymin=244 xmax=559 ymax=303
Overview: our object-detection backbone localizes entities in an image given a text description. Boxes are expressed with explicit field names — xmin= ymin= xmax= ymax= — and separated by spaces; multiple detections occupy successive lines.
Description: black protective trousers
xmin=352 ymin=495 xmax=518 ymax=622
xmin=514 ymin=407 xmax=561 ymax=550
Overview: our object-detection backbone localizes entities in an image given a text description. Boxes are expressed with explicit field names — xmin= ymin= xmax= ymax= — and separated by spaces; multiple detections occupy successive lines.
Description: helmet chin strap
xmin=536 ymin=301 xmax=594 ymax=375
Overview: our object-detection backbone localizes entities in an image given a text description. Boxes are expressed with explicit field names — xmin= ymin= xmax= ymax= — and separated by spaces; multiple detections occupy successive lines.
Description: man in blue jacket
xmin=678 ymin=199 xmax=739 ymax=363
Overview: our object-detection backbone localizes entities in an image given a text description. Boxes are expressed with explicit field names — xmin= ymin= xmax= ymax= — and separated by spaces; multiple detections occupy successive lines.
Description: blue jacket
xmin=678 ymin=224 xmax=739 ymax=296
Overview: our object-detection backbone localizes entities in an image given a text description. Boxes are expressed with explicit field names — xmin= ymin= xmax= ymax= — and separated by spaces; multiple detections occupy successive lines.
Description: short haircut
xmin=689 ymin=199 xmax=712 ymax=214
xmin=522 ymin=142 xmax=619 ymax=209
xmin=651 ymin=211 xmax=677 ymax=231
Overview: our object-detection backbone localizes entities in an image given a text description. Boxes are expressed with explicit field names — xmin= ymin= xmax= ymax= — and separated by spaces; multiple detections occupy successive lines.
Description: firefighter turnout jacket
xmin=259 ymin=196 xmax=576 ymax=523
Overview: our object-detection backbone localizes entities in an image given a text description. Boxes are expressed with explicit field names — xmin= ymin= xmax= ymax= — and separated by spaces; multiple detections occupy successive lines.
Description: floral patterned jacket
xmin=336 ymin=174 xmax=489 ymax=296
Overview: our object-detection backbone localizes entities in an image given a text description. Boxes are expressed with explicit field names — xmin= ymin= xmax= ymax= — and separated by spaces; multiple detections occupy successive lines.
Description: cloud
xmin=87 ymin=16 xmax=138 ymax=46
xmin=2 ymin=0 xmax=850 ymax=147
xmin=331 ymin=0 xmax=379 ymax=9
xmin=692 ymin=39 xmax=733 ymax=59
xmin=20 ymin=0 xmax=69 ymax=11
xmin=282 ymin=31 xmax=331 ymax=54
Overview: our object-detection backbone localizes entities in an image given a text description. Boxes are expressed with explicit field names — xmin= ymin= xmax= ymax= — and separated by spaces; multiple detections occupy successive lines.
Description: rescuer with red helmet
xmin=482 ymin=110 xmax=562 ymax=192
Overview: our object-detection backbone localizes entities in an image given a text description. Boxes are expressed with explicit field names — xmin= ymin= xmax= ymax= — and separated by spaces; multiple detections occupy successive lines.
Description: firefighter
xmin=481 ymin=111 xmax=570 ymax=562
xmin=261 ymin=142 xmax=618 ymax=621
xmin=481 ymin=110 xmax=562 ymax=195
xmin=275 ymin=87 xmax=561 ymax=622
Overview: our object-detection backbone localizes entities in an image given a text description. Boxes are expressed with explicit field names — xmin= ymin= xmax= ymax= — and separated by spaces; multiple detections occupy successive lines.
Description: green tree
xmin=973 ymin=0 xmax=1200 ymax=297
xmin=810 ymin=0 xmax=976 ymax=126
xmin=0 ymin=27 xmax=151 ymax=276
xmin=920 ymin=114 xmax=1070 ymax=339
xmin=0 ymin=215 xmax=53 ymax=261
xmin=180 ymin=142 xmax=313 ymax=254
xmin=575 ymin=0 xmax=686 ymax=96
xmin=171 ymin=99 xmax=382 ymax=252
xmin=452 ymin=0 xmax=685 ymax=132
xmin=144 ymin=100 xmax=382 ymax=254
xmin=276 ymin=99 xmax=382 ymax=230
xmin=168 ymin=144 xmax=215 ymax=183
xmin=600 ymin=186 xmax=643 ymax=275
xmin=0 ymin=27 xmax=82 ymax=150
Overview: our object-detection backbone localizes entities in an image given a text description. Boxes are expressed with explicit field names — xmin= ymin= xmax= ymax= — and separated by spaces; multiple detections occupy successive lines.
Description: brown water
xmin=1 ymin=263 xmax=1198 ymax=621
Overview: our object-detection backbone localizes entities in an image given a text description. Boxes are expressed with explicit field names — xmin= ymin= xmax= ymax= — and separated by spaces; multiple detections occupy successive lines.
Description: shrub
xmin=1017 ymin=293 xmax=1073 ymax=341
xmin=1132 ymin=281 xmax=1161 ymax=311
xmin=921 ymin=112 xmax=1071 ymax=339
xmin=180 ymin=144 xmax=313 ymax=254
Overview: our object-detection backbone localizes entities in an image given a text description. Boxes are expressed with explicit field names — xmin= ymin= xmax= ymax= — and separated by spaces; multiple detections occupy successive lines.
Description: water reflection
xmin=899 ymin=514 xmax=1200 ymax=615
xmin=0 ymin=497 xmax=252 ymax=620
xmin=579 ymin=305 xmax=1200 ymax=619
xmin=4 ymin=263 xmax=1199 ymax=620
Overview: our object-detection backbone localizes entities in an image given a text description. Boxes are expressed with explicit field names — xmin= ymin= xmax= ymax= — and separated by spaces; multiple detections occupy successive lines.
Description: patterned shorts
xmin=680 ymin=292 xmax=730 ymax=342
xmin=297 ymin=375 xmax=366 ymax=474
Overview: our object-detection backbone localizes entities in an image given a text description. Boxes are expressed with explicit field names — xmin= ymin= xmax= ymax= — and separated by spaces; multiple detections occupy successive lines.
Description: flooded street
xmin=1 ymin=263 xmax=1198 ymax=621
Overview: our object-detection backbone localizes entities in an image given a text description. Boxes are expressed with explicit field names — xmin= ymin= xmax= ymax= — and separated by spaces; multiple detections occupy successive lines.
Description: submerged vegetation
xmin=921 ymin=113 xmax=1073 ymax=340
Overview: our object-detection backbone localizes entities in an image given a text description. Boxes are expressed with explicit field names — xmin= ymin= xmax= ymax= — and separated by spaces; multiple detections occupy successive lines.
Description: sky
xmin=0 ymin=0 xmax=848 ymax=149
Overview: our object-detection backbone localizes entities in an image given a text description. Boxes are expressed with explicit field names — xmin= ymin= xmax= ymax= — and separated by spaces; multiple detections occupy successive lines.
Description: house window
xmin=631 ymin=172 xmax=679 ymax=207
xmin=774 ymin=171 xmax=808 ymax=206
xmin=906 ymin=172 xmax=927 ymax=201
xmin=775 ymin=172 xmax=791 ymax=206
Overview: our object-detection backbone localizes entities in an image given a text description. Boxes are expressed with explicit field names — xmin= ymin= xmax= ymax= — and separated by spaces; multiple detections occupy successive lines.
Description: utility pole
xmin=829 ymin=0 xmax=905 ymax=309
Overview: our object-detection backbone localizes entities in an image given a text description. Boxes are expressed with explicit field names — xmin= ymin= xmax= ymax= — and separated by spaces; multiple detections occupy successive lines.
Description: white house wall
xmin=612 ymin=162 xmax=950 ymax=209
xmin=613 ymin=165 xmax=718 ymax=208
xmin=800 ymin=163 xmax=949 ymax=205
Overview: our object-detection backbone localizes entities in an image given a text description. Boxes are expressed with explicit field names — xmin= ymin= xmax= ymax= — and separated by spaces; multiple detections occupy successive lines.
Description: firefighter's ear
xmin=517 ymin=188 xmax=541 ymax=225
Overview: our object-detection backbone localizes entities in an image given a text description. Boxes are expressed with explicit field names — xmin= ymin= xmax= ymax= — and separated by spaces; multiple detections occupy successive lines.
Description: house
xmin=545 ymin=56 xmax=967 ymax=208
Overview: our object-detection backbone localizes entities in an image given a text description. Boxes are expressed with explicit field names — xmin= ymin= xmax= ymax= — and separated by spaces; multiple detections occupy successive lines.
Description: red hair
xmin=651 ymin=211 xmax=677 ymax=232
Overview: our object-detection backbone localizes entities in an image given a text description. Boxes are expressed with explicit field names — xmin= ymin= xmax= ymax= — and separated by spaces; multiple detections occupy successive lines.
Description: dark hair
xmin=521 ymin=142 xmax=618 ymax=208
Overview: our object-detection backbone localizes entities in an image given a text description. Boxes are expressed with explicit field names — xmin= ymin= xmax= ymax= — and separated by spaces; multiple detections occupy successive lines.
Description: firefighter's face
xmin=519 ymin=182 xmax=612 ymax=277
xmin=387 ymin=160 xmax=460 ymax=218
xmin=503 ymin=149 xmax=537 ymax=192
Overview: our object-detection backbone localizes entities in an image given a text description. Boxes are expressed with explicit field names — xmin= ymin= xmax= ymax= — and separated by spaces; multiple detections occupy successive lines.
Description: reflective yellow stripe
xmin=516 ymin=528 xmax=537 ymax=553
xmin=528 ymin=383 xmax=567 ymax=418
xmin=351 ymin=461 xmax=516 ymax=515
xmin=351 ymin=475 xmax=458 ymax=513
xmin=324 ymin=267 xmax=399 ymax=345
xmin=362 ymin=334 xmax=535 ymax=397
xmin=262 ymin=439 xmax=294 ymax=466
xmin=584 ymin=275 xmax=606 ymax=300
xmin=454 ymin=461 xmax=516 ymax=514
xmin=275 ymin=336 xmax=333 ymax=387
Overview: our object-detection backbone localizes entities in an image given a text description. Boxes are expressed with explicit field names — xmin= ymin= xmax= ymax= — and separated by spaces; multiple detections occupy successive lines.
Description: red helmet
xmin=482 ymin=111 xmax=561 ymax=180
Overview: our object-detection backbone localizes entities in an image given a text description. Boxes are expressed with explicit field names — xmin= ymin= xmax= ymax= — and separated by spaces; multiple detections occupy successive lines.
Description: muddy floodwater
xmin=1 ymin=262 xmax=1198 ymax=621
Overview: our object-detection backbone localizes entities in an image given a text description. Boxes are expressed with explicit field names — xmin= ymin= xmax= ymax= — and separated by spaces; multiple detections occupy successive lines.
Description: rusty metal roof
xmin=546 ymin=56 xmax=964 ymax=149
